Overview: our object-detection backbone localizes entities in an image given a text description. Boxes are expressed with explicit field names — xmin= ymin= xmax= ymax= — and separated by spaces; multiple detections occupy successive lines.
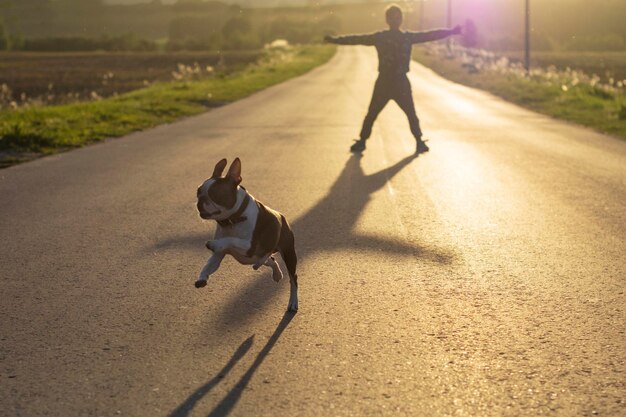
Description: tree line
xmin=0 ymin=0 xmax=624 ymax=52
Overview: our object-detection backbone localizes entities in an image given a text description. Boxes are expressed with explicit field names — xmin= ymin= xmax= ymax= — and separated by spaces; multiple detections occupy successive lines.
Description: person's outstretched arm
xmin=324 ymin=33 xmax=377 ymax=46
xmin=409 ymin=25 xmax=462 ymax=44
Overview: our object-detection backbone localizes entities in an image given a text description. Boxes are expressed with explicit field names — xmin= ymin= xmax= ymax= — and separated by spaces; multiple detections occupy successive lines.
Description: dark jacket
xmin=330 ymin=29 xmax=454 ymax=75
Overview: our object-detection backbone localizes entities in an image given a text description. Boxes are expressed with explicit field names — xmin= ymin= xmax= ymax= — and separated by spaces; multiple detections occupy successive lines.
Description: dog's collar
xmin=217 ymin=193 xmax=250 ymax=227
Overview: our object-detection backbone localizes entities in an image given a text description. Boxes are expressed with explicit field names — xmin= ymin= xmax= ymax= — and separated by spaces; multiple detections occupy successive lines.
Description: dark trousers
xmin=359 ymin=73 xmax=423 ymax=141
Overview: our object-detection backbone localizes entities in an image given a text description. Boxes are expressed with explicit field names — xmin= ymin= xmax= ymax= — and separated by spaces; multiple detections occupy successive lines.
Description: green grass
xmin=0 ymin=45 xmax=336 ymax=166
xmin=413 ymin=48 xmax=626 ymax=139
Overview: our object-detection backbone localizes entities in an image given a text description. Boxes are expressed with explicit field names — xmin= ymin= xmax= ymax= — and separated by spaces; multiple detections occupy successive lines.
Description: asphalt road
xmin=1 ymin=47 xmax=625 ymax=417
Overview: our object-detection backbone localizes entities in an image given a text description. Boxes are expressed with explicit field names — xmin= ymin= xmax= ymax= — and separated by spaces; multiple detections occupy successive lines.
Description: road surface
xmin=1 ymin=47 xmax=625 ymax=417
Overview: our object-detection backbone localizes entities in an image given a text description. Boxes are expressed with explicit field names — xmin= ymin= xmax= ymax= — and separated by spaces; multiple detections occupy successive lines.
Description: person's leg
xmin=359 ymin=77 xmax=390 ymax=141
xmin=393 ymin=76 xmax=423 ymax=141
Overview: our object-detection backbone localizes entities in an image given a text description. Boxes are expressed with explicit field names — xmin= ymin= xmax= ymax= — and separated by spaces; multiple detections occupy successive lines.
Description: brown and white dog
xmin=195 ymin=158 xmax=298 ymax=312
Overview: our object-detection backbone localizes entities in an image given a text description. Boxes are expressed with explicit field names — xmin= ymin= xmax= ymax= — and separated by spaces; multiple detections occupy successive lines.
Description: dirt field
xmin=0 ymin=51 xmax=263 ymax=106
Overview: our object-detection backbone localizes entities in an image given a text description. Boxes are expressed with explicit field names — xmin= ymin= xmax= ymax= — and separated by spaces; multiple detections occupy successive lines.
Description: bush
xmin=167 ymin=15 xmax=264 ymax=51
xmin=8 ymin=34 xmax=25 ymax=51
xmin=0 ymin=21 xmax=8 ymax=51
xmin=166 ymin=37 xmax=219 ymax=51
xmin=222 ymin=16 xmax=252 ymax=38
xmin=168 ymin=16 xmax=223 ymax=45
xmin=222 ymin=32 xmax=262 ymax=50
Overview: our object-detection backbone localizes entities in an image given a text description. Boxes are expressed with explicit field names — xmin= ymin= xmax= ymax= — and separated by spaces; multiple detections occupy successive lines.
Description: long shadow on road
xmin=167 ymin=336 xmax=254 ymax=417
xmin=295 ymin=153 xmax=452 ymax=258
xmin=167 ymin=312 xmax=295 ymax=417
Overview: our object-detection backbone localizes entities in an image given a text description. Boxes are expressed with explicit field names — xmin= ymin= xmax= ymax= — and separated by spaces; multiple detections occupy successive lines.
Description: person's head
xmin=385 ymin=5 xmax=403 ymax=30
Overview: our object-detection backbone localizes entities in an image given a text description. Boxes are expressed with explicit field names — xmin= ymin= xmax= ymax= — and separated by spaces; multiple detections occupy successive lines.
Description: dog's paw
xmin=272 ymin=270 xmax=283 ymax=283
xmin=194 ymin=280 xmax=207 ymax=288
xmin=287 ymin=300 xmax=298 ymax=312
xmin=205 ymin=240 xmax=215 ymax=252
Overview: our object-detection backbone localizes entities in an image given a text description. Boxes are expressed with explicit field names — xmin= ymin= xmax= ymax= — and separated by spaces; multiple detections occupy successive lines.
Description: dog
xmin=195 ymin=158 xmax=298 ymax=312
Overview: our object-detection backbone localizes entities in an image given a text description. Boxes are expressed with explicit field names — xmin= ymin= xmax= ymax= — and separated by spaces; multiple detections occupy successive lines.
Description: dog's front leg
xmin=252 ymin=253 xmax=272 ymax=270
xmin=263 ymin=256 xmax=283 ymax=283
xmin=195 ymin=252 xmax=225 ymax=288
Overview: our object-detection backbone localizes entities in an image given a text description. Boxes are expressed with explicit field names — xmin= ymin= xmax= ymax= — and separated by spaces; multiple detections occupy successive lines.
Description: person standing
xmin=325 ymin=5 xmax=461 ymax=153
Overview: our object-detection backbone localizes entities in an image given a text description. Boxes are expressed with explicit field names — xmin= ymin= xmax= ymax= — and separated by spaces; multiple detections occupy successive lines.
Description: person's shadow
xmin=295 ymin=152 xmax=446 ymax=256
xmin=162 ymin=153 xmax=458 ymax=416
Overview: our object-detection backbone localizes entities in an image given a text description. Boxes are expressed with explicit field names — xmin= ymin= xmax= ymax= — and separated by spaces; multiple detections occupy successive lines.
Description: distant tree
xmin=0 ymin=20 xmax=8 ymax=50
xmin=222 ymin=16 xmax=252 ymax=38
xmin=1 ymin=0 xmax=54 ymax=39
xmin=59 ymin=0 xmax=101 ymax=4
xmin=168 ymin=15 xmax=224 ymax=50
xmin=318 ymin=14 xmax=342 ymax=34
xmin=173 ymin=0 xmax=226 ymax=13
xmin=267 ymin=17 xmax=315 ymax=44
xmin=5 ymin=0 xmax=50 ymax=6
xmin=55 ymin=0 xmax=103 ymax=11
xmin=8 ymin=32 xmax=23 ymax=50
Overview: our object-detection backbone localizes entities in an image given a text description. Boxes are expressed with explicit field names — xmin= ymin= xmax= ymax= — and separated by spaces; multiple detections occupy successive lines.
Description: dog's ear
xmin=226 ymin=157 xmax=242 ymax=185
xmin=212 ymin=158 xmax=228 ymax=178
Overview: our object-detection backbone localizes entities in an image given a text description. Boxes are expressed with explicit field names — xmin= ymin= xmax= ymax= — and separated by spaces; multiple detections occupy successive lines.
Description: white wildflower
xmin=265 ymin=39 xmax=290 ymax=50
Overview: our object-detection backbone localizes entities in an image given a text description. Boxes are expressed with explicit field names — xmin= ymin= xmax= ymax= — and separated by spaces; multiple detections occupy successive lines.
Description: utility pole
xmin=446 ymin=0 xmax=452 ymax=49
xmin=524 ymin=0 xmax=530 ymax=74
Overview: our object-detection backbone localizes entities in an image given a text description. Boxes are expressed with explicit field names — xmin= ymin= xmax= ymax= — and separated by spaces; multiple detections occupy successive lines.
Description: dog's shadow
xmin=167 ymin=312 xmax=294 ymax=417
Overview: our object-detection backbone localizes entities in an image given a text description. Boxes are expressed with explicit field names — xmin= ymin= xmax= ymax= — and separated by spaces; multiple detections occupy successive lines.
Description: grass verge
xmin=0 ymin=45 xmax=336 ymax=168
xmin=413 ymin=47 xmax=626 ymax=139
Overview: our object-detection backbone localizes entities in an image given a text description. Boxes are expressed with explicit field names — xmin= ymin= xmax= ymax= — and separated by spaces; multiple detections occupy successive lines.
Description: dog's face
xmin=197 ymin=158 xmax=242 ymax=220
